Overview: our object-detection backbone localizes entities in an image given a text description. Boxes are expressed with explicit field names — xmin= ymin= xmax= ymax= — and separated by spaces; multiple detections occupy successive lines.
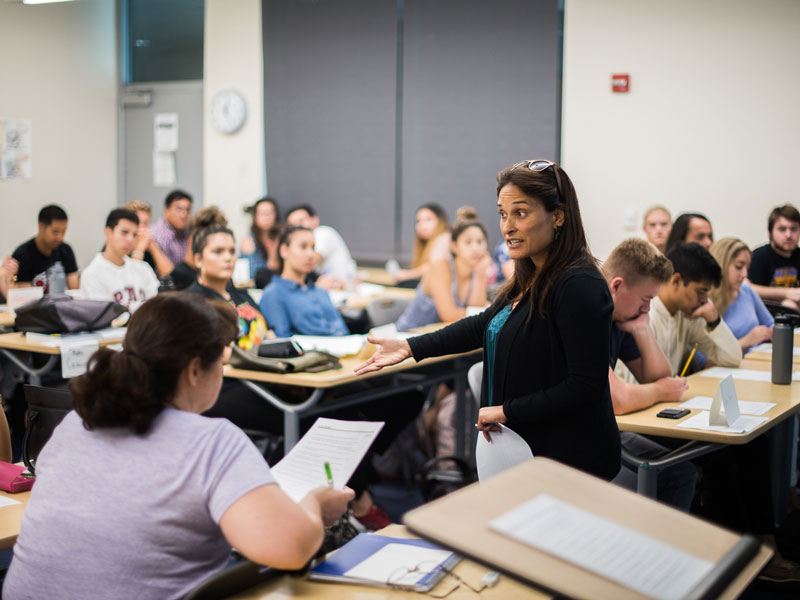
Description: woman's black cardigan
xmin=408 ymin=267 xmax=621 ymax=480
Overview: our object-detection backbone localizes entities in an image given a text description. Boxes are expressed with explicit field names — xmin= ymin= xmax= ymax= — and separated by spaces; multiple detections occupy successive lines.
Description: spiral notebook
xmin=309 ymin=533 xmax=460 ymax=591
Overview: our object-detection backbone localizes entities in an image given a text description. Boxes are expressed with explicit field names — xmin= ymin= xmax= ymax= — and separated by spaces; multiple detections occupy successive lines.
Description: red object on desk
xmin=0 ymin=463 xmax=35 ymax=493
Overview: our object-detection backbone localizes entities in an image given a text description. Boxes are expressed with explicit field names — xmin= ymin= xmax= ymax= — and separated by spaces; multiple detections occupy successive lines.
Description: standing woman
xmin=394 ymin=204 xmax=451 ymax=284
xmin=4 ymin=294 xmax=352 ymax=599
xmin=357 ymin=160 xmax=620 ymax=480
xmin=709 ymin=237 xmax=773 ymax=353
xmin=240 ymin=196 xmax=282 ymax=284
xmin=396 ymin=207 xmax=491 ymax=331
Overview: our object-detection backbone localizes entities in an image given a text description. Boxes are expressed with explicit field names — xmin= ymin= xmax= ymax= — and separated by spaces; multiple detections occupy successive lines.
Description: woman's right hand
xmin=306 ymin=486 xmax=355 ymax=527
xmin=353 ymin=336 xmax=412 ymax=375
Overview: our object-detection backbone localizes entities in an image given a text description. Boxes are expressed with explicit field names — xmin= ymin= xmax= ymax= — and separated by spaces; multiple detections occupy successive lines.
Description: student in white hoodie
xmin=80 ymin=208 xmax=159 ymax=311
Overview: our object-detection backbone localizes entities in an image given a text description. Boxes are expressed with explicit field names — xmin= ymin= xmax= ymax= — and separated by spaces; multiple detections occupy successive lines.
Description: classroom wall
xmin=203 ymin=0 xmax=266 ymax=244
xmin=562 ymin=0 xmax=800 ymax=261
xmin=0 ymin=0 xmax=118 ymax=268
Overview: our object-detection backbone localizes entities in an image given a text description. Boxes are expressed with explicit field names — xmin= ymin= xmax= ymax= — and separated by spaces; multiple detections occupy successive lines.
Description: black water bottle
xmin=772 ymin=314 xmax=793 ymax=385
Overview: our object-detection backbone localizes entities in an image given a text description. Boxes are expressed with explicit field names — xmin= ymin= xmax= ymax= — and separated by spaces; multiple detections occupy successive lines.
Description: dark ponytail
xmin=70 ymin=293 xmax=238 ymax=434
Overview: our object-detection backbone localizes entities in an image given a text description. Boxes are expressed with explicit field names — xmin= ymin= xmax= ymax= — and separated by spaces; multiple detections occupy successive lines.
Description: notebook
xmin=309 ymin=533 xmax=460 ymax=591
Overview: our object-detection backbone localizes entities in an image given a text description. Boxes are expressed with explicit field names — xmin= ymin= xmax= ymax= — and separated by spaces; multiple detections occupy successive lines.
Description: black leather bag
xmin=22 ymin=385 xmax=73 ymax=475
xmin=15 ymin=294 xmax=127 ymax=334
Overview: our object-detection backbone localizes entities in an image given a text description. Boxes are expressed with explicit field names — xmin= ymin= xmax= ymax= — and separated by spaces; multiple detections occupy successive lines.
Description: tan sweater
xmin=649 ymin=296 xmax=742 ymax=374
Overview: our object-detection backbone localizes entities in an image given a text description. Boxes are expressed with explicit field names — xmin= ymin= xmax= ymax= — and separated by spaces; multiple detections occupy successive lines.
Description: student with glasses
xmin=356 ymin=160 xmax=621 ymax=481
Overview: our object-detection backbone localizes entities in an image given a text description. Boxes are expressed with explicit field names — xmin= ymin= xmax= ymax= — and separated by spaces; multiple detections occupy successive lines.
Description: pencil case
xmin=0 ymin=462 xmax=35 ymax=493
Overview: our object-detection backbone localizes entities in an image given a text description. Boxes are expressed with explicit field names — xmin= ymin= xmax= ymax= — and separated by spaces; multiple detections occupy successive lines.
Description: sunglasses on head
xmin=511 ymin=159 xmax=563 ymax=201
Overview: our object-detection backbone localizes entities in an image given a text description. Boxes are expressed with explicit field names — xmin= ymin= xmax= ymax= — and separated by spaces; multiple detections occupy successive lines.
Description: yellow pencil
xmin=680 ymin=344 xmax=697 ymax=377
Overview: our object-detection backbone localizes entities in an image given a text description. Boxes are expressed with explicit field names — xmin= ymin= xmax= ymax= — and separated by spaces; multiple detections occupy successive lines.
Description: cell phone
xmin=257 ymin=339 xmax=304 ymax=359
xmin=656 ymin=408 xmax=690 ymax=419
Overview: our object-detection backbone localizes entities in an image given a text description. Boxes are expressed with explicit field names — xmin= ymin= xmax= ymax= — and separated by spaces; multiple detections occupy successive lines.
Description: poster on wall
xmin=0 ymin=119 xmax=33 ymax=180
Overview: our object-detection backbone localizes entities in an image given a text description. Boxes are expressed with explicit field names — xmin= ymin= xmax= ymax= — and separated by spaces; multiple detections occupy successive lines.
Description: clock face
xmin=210 ymin=90 xmax=247 ymax=134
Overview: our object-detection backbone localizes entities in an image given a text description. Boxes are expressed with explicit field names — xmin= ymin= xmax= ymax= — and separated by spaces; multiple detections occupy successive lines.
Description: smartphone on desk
xmin=656 ymin=407 xmax=690 ymax=419
xmin=257 ymin=339 xmax=304 ymax=359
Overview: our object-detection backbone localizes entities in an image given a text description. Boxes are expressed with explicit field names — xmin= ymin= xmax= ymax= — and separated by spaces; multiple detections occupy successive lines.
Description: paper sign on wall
xmin=709 ymin=375 xmax=739 ymax=426
xmin=61 ymin=341 xmax=99 ymax=379
xmin=154 ymin=113 xmax=179 ymax=151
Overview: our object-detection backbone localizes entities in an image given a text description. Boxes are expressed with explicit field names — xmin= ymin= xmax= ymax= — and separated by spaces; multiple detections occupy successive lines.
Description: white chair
xmin=467 ymin=361 xmax=483 ymax=408
xmin=366 ymin=297 xmax=411 ymax=328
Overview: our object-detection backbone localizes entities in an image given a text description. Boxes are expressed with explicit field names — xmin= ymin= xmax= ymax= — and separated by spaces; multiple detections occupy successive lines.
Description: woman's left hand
xmin=477 ymin=405 xmax=507 ymax=442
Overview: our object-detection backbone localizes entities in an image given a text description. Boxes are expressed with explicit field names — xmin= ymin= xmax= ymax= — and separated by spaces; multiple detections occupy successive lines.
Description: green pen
xmin=324 ymin=462 xmax=334 ymax=488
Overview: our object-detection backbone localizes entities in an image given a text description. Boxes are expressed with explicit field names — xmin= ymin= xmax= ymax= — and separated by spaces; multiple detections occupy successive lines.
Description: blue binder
xmin=309 ymin=533 xmax=461 ymax=591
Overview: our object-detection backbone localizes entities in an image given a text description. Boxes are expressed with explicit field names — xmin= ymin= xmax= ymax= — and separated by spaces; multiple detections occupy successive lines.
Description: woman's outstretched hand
xmin=353 ymin=336 xmax=412 ymax=375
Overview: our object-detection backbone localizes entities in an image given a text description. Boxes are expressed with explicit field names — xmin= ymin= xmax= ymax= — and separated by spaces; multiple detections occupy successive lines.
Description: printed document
xmin=700 ymin=367 xmax=800 ymax=382
xmin=490 ymin=494 xmax=714 ymax=600
xmin=271 ymin=418 xmax=384 ymax=502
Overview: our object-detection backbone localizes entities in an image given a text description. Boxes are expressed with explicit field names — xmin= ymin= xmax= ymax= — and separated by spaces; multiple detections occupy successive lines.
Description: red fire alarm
xmin=611 ymin=73 xmax=630 ymax=93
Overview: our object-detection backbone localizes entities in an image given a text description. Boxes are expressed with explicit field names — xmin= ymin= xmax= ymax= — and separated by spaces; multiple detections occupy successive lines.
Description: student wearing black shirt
xmin=748 ymin=204 xmax=800 ymax=312
xmin=357 ymin=159 xmax=621 ymax=481
xmin=12 ymin=205 xmax=79 ymax=288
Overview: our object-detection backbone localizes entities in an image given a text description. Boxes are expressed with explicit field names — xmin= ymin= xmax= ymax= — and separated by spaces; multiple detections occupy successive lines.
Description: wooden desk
xmin=616 ymin=360 xmax=800 ymax=502
xmin=745 ymin=333 xmax=800 ymax=364
xmin=225 ymin=341 xmax=479 ymax=455
xmin=230 ymin=524 xmax=547 ymax=600
xmin=343 ymin=286 xmax=416 ymax=311
xmin=358 ymin=267 xmax=396 ymax=287
xmin=0 ymin=489 xmax=30 ymax=550
xmin=0 ymin=331 xmax=125 ymax=385
xmin=404 ymin=458 xmax=772 ymax=600
xmin=0 ymin=307 xmax=14 ymax=328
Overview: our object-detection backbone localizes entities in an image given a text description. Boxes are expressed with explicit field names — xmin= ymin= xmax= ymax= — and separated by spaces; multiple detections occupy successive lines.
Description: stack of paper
xmin=292 ymin=334 xmax=366 ymax=357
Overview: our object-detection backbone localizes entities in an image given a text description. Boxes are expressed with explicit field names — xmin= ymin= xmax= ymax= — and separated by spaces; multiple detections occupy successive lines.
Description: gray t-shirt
xmin=5 ymin=408 xmax=275 ymax=600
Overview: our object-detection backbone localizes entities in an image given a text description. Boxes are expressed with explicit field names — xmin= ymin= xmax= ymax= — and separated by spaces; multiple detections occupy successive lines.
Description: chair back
xmin=467 ymin=362 xmax=483 ymax=408
xmin=22 ymin=385 xmax=73 ymax=475
xmin=182 ymin=561 xmax=280 ymax=600
xmin=366 ymin=297 xmax=411 ymax=328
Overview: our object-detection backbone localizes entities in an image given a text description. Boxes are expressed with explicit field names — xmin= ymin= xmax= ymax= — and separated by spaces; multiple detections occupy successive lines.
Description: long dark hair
xmin=70 ymin=293 xmax=237 ymax=434
xmin=248 ymin=196 xmax=282 ymax=259
xmin=493 ymin=161 xmax=596 ymax=319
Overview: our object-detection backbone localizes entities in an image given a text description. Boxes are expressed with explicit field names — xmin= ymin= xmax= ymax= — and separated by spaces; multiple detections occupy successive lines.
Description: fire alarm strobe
xmin=612 ymin=74 xmax=630 ymax=93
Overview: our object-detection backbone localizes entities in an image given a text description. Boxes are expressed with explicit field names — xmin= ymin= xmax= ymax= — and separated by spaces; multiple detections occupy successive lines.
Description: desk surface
xmin=616 ymin=360 xmax=800 ymax=444
xmin=344 ymin=286 xmax=416 ymax=311
xmin=225 ymin=345 xmax=473 ymax=389
xmin=404 ymin=458 xmax=771 ymax=600
xmin=0 ymin=489 xmax=30 ymax=550
xmin=358 ymin=267 xmax=396 ymax=287
xmin=0 ymin=331 xmax=126 ymax=355
xmin=0 ymin=307 xmax=14 ymax=328
xmin=230 ymin=524 xmax=548 ymax=600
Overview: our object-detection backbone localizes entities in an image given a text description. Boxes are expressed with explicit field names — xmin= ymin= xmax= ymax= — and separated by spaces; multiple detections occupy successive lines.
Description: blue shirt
xmin=485 ymin=305 xmax=512 ymax=406
xmin=259 ymin=275 xmax=349 ymax=338
xmin=723 ymin=281 xmax=774 ymax=353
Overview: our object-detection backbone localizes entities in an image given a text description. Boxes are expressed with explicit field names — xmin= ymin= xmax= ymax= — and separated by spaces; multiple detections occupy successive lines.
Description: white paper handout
xmin=292 ymin=334 xmax=366 ymax=357
xmin=0 ymin=495 xmax=21 ymax=509
xmin=369 ymin=323 xmax=415 ymax=341
xmin=271 ymin=418 xmax=384 ymax=502
xmin=490 ymin=494 xmax=714 ymax=600
xmin=749 ymin=343 xmax=800 ymax=356
xmin=344 ymin=544 xmax=453 ymax=587
xmin=676 ymin=412 xmax=768 ymax=434
xmin=7 ymin=286 xmax=43 ymax=310
xmin=476 ymin=424 xmax=533 ymax=482
xmin=700 ymin=367 xmax=800 ymax=382
xmin=680 ymin=396 xmax=775 ymax=416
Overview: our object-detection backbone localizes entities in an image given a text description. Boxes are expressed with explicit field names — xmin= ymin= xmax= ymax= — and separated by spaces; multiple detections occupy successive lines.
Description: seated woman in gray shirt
xmin=5 ymin=293 xmax=352 ymax=600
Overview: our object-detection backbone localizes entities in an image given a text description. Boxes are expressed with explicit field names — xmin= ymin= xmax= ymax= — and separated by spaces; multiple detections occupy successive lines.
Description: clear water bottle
xmin=772 ymin=314 xmax=794 ymax=385
xmin=46 ymin=261 xmax=66 ymax=295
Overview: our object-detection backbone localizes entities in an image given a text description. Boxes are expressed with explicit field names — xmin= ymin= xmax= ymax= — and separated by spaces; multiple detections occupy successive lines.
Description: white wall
xmin=204 ymin=0 xmax=266 ymax=243
xmin=0 ymin=0 xmax=117 ymax=268
xmin=562 ymin=0 xmax=800 ymax=261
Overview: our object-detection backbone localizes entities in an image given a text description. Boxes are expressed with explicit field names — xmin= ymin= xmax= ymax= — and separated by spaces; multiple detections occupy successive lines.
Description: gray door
xmin=120 ymin=81 xmax=204 ymax=209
